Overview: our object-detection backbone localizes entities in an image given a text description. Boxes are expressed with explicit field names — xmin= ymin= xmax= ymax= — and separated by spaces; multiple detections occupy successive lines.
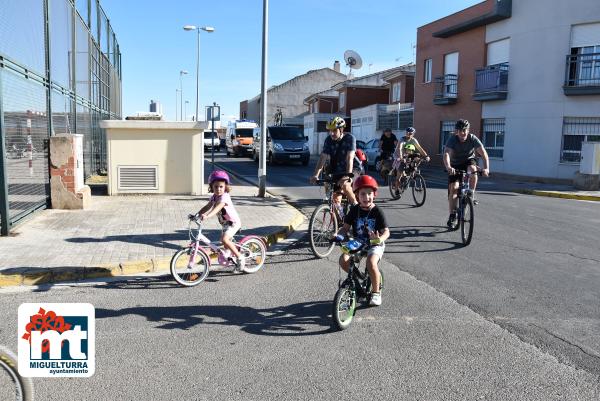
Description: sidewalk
xmin=0 ymin=172 xmax=304 ymax=287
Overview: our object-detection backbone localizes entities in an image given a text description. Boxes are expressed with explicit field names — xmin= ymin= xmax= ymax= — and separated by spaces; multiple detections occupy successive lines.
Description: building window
xmin=339 ymin=92 xmax=346 ymax=109
xmin=392 ymin=82 xmax=401 ymax=102
xmin=571 ymin=45 xmax=600 ymax=86
xmin=424 ymin=59 xmax=432 ymax=83
xmin=561 ymin=117 xmax=600 ymax=162
xmin=439 ymin=120 xmax=456 ymax=153
xmin=483 ymin=118 xmax=505 ymax=158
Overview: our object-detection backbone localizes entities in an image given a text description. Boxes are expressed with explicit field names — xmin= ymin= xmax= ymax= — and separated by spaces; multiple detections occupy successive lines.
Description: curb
xmin=0 ymin=166 xmax=306 ymax=289
xmin=512 ymin=189 xmax=600 ymax=202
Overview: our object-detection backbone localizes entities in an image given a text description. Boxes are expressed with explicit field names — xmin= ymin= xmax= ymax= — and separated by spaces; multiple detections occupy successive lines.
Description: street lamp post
xmin=179 ymin=70 xmax=188 ymax=121
xmin=175 ymin=89 xmax=179 ymax=121
xmin=183 ymin=25 xmax=214 ymax=123
xmin=184 ymin=100 xmax=189 ymax=121
xmin=258 ymin=0 xmax=269 ymax=197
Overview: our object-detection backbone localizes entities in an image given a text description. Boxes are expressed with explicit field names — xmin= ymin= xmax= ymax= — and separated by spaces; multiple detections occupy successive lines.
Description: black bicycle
xmin=389 ymin=156 xmax=427 ymax=206
xmin=449 ymin=168 xmax=483 ymax=246
xmin=0 ymin=345 xmax=34 ymax=401
xmin=309 ymin=173 xmax=352 ymax=258
xmin=332 ymin=239 xmax=384 ymax=330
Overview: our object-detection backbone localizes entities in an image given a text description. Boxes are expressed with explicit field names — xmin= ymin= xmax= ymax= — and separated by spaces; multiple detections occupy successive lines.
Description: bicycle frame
xmin=186 ymin=220 xmax=265 ymax=268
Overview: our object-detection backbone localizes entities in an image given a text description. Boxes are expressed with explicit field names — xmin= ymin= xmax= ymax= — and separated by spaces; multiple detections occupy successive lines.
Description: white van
xmin=226 ymin=120 xmax=258 ymax=157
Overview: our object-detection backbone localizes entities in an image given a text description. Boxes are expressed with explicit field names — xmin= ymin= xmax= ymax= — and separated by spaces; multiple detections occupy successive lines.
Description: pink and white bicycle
xmin=170 ymin=215 xmax=267 ymax=287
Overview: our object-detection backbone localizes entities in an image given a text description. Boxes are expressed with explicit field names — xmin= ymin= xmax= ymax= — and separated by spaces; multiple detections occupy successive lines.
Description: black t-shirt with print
xmin=343 ymin=204 xmax=388 ymax=244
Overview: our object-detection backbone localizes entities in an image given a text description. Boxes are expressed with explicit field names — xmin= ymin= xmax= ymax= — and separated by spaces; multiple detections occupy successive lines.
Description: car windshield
xmin=268 ymin=126 xmax=304 ymax=140
xmin=235 ymin=129 xmax=254 ymax=138
xmin=203 ymin=132 xmax=216 ymax=138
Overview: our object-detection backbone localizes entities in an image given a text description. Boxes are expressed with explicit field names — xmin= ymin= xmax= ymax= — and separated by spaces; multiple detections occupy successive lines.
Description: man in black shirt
xmin=379 ymin=128 xmax=398 ymax=160
xmin=310 ymin=116 xmax=357 ymax=205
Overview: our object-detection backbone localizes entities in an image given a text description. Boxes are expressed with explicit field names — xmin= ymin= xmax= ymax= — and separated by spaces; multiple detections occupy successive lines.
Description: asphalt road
xmin=212 ymin=150 xmax=600 ymax=376
xmin=0 ymin=240 xmax=598 ymax=400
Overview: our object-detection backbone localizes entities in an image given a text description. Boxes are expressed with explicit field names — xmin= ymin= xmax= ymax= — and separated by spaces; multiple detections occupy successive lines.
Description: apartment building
xmin=415 ymin=0 xmax=600 ymax=179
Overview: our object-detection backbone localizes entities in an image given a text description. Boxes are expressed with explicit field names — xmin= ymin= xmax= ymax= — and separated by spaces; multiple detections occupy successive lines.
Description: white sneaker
xmin=236 ymin=256 xmax=245 ymax=272
xmin=370 ymin=292 xmax=382 ymax=306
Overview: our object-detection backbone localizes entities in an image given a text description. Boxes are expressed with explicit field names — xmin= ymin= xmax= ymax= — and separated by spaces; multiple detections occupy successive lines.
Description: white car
xmin=203 ymin=131 xmax=220 ymax=151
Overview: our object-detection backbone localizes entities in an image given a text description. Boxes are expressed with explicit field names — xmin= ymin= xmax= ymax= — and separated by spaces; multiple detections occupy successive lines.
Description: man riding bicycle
xmin=310 ymin=116 xmax=358 ymax=206
xmin=443 ymin=119 xmax=490 ymax=228
xmin=391 ymin=127 xmax=430 ymax=194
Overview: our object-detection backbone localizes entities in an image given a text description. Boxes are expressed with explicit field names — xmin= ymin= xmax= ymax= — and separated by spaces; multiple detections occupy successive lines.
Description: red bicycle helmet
xmin=355 ymin=149 xmax=367 ymax=162
xmin=352 ymin=174 xmax=378 ymax=194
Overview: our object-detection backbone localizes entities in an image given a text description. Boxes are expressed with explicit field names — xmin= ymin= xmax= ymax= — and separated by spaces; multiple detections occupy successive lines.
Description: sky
xmin=100 ymin=0 xmax=481 ymax=123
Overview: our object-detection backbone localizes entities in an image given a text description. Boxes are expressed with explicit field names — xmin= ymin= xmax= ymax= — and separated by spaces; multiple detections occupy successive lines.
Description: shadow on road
xmin=385 ymin=225 xmax=464 ymax=253
xmin=96 ymin=300 xmax=334 ymax=337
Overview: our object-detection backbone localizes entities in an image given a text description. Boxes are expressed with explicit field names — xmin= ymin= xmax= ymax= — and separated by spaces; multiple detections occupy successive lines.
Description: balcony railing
xmin=563 ymin=53 xmax=600 ymax=95
xmin=473 ymin=63 xmax=508 ymax=101
xmin=433 ymin=74 xmax=458 ymax=105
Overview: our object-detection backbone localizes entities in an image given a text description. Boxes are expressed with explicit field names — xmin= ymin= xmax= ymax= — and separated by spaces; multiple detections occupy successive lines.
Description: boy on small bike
xmin=334 ymin=175 xmax=390 ymax=306
xmin=194 ymin=170 xmax=244 ymax=270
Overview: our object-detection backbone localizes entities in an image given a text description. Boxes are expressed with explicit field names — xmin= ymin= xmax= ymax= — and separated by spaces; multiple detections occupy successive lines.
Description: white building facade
xmin=482 ymin=0 xmax=600 ymax=179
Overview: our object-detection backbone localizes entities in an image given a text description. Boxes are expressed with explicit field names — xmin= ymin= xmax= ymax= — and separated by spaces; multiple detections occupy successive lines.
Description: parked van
xmin=226 ymin=120 xmax=258 ymax=157
xmin=252 ymin=126 xmax=310 ymax=166
xmin=202 ymin=131 xmax=220 ymax=151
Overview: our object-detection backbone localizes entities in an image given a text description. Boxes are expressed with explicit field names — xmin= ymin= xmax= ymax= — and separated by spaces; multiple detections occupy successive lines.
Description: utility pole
xmin=258 ymin=0 xmax=269 ymax=197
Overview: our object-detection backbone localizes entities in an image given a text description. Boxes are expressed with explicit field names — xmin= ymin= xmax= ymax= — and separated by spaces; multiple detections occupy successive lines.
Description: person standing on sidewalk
xmin=443 ymin=119 xmax=490 ymax=228
xmin=310 ymin=116 xmax=358 ymax=206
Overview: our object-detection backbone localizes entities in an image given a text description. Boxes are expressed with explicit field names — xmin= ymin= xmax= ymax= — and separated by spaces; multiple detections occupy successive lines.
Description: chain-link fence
xmin=0 ymin=0 xmax=121 ymax=235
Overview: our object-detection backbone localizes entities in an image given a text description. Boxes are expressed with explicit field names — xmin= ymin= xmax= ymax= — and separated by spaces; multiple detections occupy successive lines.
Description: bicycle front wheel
xmin=170 ymin=247 xmax=210 ymax=287
xmin=309 ymin=204 xmax=338 ymax=258
xmin=460 ymin=196 xmax=475 ymax=246
xmin=332 ymin=286 xmax=356 ymax=331
xmin=239 ymin=237 xmax=267 ymax=273
xmin=0 ymin=346 xmax=34 ymax=401
xmin=411 ymin=174 xmax=427 ymax=207
xmin=388 ymin=172 xmax=400 ymax=200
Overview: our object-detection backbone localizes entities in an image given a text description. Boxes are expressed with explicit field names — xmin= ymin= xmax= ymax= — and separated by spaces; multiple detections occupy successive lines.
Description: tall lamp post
xmin=258 ymin=0 xmax=269 ymax=197
xmin=175 ymin=89 xmax=180 ymax=121
xmin=183 ymin=25 xmax=214 ymax=122
xmin=184 ymin=100 xmax=189 ymax=121
xmin=179 ymin=70 xmax=188 ymax=121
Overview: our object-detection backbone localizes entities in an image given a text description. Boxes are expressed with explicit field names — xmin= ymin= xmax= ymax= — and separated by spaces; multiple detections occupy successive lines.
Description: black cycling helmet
xmin=405 ymin=127 xmax=416 ymax=134
xmin=455 ymin=119 xmax=470 ymax=131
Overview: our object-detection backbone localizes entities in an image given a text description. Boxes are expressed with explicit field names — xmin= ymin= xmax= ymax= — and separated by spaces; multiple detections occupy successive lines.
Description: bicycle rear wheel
xmin=0 ymin=346 xmax=34 ymax=401
xmin=332 ymin=286 xmax=356 ymax=331
xmin=309 ymin=204 xmax=338 ymax=258
xmin=170 ymin=247 xmax=210 ymax=286
xmin=411 ymin=174 xmax=427 ymax=207
xmin=460 ymin=196 xmax=475 ymax=246
xmin=239 ymin=237 xmax=266 ymax=273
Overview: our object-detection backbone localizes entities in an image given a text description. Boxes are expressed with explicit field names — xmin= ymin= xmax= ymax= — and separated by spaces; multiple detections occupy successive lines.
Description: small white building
xmin=350 ymin=103 xmax=414 ymax=144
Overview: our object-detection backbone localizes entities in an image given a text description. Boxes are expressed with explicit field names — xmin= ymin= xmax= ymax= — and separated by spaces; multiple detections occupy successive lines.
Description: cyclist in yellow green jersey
xmin=391 ymin=127 xmax=430 ymax=194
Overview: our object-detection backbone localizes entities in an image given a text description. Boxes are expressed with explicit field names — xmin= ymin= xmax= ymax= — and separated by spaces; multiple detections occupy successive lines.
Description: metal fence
xmin=0 ymin=0 xmax=121 ymax=235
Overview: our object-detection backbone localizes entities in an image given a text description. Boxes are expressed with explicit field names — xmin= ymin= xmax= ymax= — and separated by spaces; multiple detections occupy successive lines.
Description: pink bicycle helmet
xmin=208 ymin=170 xmax=230 ymax=185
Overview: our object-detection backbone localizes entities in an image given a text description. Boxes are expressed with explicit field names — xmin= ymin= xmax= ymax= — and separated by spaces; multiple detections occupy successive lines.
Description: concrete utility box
xmin=100 ymin=121 xmax=207 ymax=195
xmin=50 ymin=134 xmax=91 ymax=209
xmin=574 ymin=142 xmax=600 ymax=190
xmin=580 ymin=142 xmax=600 ymax=175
